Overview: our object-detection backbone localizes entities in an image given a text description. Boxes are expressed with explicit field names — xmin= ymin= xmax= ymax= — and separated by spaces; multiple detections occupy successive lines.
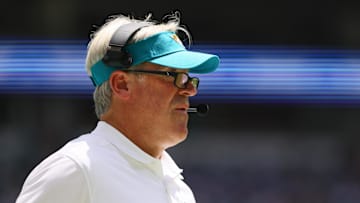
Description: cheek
xmin=148 ymin=92 xmax=174 ymax=112
xmin=142 ymin=80 xmax=176 ymax=106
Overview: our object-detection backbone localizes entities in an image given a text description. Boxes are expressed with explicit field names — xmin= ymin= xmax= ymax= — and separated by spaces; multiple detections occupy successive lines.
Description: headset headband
xmin=102 ymin=22 xmax=151 ymax=68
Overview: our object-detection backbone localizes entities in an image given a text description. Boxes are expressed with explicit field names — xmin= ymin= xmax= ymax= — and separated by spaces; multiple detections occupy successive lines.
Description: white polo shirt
xmin=16 ymin=121 xmax=196 ymax=203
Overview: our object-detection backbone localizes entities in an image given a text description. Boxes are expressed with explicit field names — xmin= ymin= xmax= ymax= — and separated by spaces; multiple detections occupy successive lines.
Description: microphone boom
xmin=187 ymin=104 xmax=209 ymax=116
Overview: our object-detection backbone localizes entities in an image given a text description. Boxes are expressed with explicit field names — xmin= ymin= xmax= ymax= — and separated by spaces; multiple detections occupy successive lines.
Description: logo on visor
xmin=171 ymin=34 xmax=183 ymax=46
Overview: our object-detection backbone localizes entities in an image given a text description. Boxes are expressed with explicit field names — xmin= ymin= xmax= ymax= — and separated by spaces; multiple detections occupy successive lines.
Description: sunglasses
xmin=122 ymin=69 xmax=199 ymax=89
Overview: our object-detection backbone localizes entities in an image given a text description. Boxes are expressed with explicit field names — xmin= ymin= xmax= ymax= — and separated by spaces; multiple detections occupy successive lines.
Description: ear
xmin=109 ymin=71 xmax=130 ymax=99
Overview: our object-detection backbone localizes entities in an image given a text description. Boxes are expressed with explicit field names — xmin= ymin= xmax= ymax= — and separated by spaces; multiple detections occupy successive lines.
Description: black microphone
xmin=187 ymin=104 xmax=209 ymax=116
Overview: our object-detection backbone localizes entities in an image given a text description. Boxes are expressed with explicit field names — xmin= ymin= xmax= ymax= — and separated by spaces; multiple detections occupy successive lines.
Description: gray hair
xmin=85 ymin=12 xmax=191 ymax=119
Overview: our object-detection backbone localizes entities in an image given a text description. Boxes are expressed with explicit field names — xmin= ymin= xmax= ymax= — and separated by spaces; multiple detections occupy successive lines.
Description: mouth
xmin=175 ymin=107 xmax=187 ymax=112
xmin=175 ymin=105 xmax=189 ymax=113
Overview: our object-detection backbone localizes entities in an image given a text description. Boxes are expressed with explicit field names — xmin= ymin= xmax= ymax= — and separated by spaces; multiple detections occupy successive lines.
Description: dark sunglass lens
xmin=175 ymin=73 xmax=188 ymax=88
xmin=191 ymin=78 xmax=199 ymax=89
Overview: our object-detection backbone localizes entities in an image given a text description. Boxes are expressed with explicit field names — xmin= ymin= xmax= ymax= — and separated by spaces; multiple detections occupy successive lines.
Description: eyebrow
xmin=153 ymin=66 xmax=188 ymax=73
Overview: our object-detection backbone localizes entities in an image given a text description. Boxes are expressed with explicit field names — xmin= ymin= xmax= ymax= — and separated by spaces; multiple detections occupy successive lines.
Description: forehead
xmin=139 ymin=62 xmax=189 ymax=73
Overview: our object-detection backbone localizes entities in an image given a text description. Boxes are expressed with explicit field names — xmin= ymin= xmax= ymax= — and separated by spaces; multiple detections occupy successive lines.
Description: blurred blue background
xmin=2 ymin=0 xmax=360 ymax=202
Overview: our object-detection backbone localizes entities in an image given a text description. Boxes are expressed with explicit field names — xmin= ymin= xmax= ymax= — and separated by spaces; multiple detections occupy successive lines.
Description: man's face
xmin=128 ymin=63 xmax=198 ymax=149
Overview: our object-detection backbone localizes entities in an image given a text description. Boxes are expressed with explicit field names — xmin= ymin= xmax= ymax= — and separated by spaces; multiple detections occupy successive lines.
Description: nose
xmin=178 ymin=82 xmax=198 ymax=97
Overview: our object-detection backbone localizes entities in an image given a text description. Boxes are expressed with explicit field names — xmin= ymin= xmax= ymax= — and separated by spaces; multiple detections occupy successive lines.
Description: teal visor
xmin=90 ymin=31 xmax=220 ymax=86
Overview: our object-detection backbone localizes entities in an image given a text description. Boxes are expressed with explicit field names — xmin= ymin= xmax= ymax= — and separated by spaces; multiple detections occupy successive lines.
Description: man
xmin=16 ymin=12 xmax=219 ymax=203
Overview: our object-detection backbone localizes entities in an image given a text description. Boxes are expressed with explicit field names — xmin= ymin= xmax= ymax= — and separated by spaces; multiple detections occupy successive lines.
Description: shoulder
xmin=16 ymin=152 xmax=90 ymax=203
xmin=58 ymin=132 xmax=118 ymax=167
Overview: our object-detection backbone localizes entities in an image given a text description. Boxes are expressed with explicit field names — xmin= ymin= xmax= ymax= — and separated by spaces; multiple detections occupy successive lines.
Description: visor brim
xmin=148 ymin=50 xmax=219 ymax=73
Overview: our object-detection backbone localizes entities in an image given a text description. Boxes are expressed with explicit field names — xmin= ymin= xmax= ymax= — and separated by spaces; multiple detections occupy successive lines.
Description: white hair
xmin=85 ymin=12 xmax=191 ymax=119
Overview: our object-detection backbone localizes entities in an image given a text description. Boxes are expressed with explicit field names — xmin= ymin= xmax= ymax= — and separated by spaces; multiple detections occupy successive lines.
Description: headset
xmin=102 ymin=22 xmax=151 ymax=68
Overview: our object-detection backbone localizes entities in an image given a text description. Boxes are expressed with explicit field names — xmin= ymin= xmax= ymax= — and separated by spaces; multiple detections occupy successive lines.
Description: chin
xmin=167 ymin=129 xmax=188 ymax=147
xmin=177 ymin=123 xmax=188 ymax=138
xmin=166 ymin=116 xmax=189 ymax=145
xmin=178 ymin=129 xmax=188 ymax=141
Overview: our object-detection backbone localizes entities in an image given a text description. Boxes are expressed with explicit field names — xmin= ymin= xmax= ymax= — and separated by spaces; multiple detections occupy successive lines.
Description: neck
xmin=101 ymin=114 xmax=165 ymax=159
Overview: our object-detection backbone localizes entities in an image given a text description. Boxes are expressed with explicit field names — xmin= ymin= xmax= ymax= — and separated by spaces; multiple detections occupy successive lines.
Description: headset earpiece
xmin=102 ymin=46 xmax=132 ymax=68
xmin=102 ymin=22 xmax=151 ymax=68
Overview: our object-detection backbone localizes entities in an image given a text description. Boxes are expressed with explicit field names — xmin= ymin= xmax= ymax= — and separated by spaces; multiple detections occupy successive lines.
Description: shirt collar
xmin=92 ymin=121 xmax=183 ymax=178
